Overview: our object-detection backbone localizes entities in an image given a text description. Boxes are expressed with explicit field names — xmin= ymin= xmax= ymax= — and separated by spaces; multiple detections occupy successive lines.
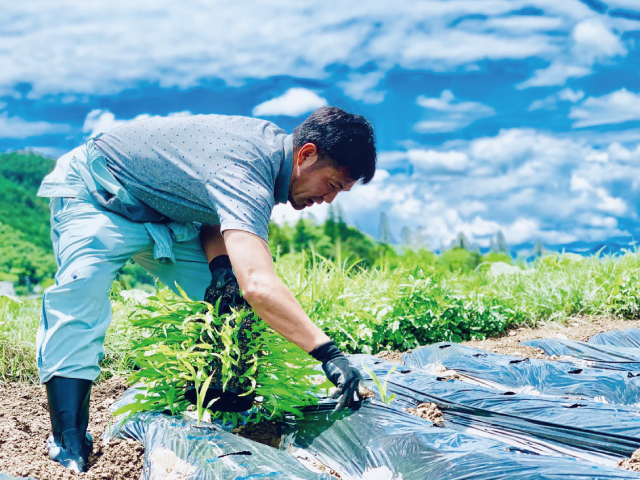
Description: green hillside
xmin=0 ymin=151 xmax=56 ymax=293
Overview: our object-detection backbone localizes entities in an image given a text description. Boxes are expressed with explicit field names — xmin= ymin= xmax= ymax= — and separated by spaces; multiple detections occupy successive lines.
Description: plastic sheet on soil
xmin=352 ymin=355 xmax=640 ymax=465
xmin=281 ymin=401 xmax=639 ymax=480
xmin=402 ymin=342 xmax=640 ymax=405
xmin=589 ymin=328 xmax=640 ymax=348
xmin=104 ymin=353 xmax=640 ymax=479
xmin=521 ymin=338 xmax=640 ymax=370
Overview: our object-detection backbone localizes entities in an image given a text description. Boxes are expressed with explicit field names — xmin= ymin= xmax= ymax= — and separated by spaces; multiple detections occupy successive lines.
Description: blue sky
xmin=2 ymin=0 xmax=640 ymax=250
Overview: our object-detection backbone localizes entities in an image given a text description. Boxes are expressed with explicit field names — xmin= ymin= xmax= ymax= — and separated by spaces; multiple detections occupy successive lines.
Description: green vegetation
xmin=0 ymin=151 xmax=57 ymax=293
xmin=4 ymin=250 xmax=640 ymax=385
xmin=362 ymin=364 xmax=397 ymax=404
xmin=0 ymin=293 xmax=138 ymax=384
xmin=275 ymin=250 xmax=640 ymax=354
xmin=116 ymin=286 xmax=325 ymax=426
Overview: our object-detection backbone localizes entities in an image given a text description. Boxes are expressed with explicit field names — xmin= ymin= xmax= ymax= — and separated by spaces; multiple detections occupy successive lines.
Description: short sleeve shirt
xmin=93 ymin=114 xmax=293 ymax=242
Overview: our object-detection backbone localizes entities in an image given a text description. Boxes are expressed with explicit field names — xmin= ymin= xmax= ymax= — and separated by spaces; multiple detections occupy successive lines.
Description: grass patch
xmin=3 ymin=251 xmax=640 ymax=383
xmin=0 ymin=295 xmax=141 ymax=384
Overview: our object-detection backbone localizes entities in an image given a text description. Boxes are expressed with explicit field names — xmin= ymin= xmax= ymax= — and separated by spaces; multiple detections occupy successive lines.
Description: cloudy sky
xmin=3 ymin=0 xmax=640 ymax=250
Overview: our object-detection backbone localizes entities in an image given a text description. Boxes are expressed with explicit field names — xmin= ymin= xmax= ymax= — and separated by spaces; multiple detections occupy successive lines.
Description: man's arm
xmin=221 ymin=229 xmax=330 ymax=352
xmin=201 ymin=226 xmax=364 ymax=410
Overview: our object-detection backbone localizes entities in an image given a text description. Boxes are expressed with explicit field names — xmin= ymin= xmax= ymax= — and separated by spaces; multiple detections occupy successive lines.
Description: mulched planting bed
xmin=4 ymin=316 xmax=640 ymax=478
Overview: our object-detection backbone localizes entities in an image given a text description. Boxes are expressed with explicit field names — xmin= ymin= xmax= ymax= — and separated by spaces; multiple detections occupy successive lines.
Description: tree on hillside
xmin=400 ymin=226 xmax=412 ymax=248
xmin=0 ymin=167 xmax=52 ymax=250
xmin=495 ymin=230 xmax=509 ymax=254
xmin=0 ymin=222 xmax=56 ymax=293
xmin=452 ymin=232 xmax=471 ymax=251
xmin=533 ymin=240 xmax=546 ymax=257
xmin=378 ymin=211 xmax=395 ymax=245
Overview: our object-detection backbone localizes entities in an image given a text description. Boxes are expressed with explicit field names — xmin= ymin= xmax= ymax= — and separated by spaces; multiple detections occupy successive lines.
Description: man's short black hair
xmin=292 ymin=107 xmax=376 ymax=184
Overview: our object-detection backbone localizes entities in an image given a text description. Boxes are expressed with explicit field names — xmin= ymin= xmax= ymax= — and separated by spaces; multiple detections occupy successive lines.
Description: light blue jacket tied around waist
xmin=37 ymin=138 xmax=200 ymax=265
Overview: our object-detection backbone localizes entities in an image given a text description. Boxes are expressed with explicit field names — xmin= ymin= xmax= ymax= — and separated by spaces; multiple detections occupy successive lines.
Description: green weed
xmin=362 ymin=363 xmax=397 ymax=404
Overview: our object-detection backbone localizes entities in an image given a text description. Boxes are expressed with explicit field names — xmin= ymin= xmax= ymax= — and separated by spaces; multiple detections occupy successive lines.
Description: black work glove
xmin=204 ymin=255 xmax=251 ymax=314
xmin=310 ymin=340 xmax=364 ymax=412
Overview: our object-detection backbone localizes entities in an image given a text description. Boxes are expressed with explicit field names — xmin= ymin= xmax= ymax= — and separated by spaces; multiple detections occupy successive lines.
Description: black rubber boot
xmin=45 ymin=376 xmax=93 ymax=473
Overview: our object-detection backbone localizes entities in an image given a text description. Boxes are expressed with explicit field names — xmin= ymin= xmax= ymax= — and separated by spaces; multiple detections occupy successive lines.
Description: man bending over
xmin=36 ymin=106 xmax=377 ymax=472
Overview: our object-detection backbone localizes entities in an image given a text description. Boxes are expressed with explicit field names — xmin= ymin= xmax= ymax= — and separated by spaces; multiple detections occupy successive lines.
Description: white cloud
xmin=339 ymin=127 xmax=640 ymax=248
xmin=518 ymin=19 xmax=627 ymax=89
xmin=607 ymin=142 xmax=640 ymax=161
xmin=2 ymin=1 xmax=633 ymax=97
xmin=252 ymin=88 xmax=328 ymax=117
xmin=371 ymin=169 xmax=390 ymax=182
xmin=407 ymin=149 xmax=469 ymax=172
xmin=528 ymin=88 xmax=584 ymax=111
xmin=82 ymin=109 xmax=191 ymax=138
xmin=377 ymin=151 xmax=408 ymax=169
xmin=570 ymin=175 xmax=592 ymax=192
xmin=0 ymin=112 xmax=71 ymax=139
xmin=501 ymin=218 xmax=541 ymax=245
xmin=572 ymin=19 xmax=626 ymax=62
xmin=558 ymin=88 xmax=585 ymax=103
xmin=338 ymin=71 xmax=386 ymax=104
xmin=271 ymin=203 xmax=330 ymax=227
xmin=595 ymin=188 xmax=627 ymax=215
xmin=569 ymin=89 xmax=640 ymax=128
xmin=578 ymin=214 xmax=618 ymax=229
xmin=414 ymin=90 xmax=495 ymax=133
xmin=469 ymin=128 xmax=576 ymax=166
xmin=518 ymin=63 xmax=592 ymax=89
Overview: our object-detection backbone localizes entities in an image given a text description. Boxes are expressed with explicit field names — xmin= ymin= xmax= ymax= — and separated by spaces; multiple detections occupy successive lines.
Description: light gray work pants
xmin=37 ymin=195 xmax=210 ymax=383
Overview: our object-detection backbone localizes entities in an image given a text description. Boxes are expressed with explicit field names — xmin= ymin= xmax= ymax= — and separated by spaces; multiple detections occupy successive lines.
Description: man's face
xmin=288 ymin=143 xmax=356 ymax=211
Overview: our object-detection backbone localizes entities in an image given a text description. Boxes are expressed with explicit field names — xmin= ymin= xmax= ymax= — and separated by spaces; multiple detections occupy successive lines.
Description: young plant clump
xmin=116 ymin=285 xmax=327 ymax=427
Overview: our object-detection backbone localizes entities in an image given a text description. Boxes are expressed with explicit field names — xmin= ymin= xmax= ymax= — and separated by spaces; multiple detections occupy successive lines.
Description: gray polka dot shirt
xmin=94 ymin=114 xmax=294 ymax=242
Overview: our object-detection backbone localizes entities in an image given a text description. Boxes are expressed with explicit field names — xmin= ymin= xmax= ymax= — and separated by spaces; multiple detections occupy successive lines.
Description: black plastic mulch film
xmin=521 ymin=338 xmax=640 ymax=370
xmin=100 ymin=328 xmax=640 ymax=480
xmin=402 ymin=342 xmax=640 ymax=405
xmin=589 ymin=329 xmax=640 ymax=348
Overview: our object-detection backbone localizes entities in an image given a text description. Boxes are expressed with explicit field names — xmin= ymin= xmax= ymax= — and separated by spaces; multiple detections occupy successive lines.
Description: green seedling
xmin=362 ymin=363 xmax=397 ymax=405
xmin=115 ymin=284 xmax=330 ymax=427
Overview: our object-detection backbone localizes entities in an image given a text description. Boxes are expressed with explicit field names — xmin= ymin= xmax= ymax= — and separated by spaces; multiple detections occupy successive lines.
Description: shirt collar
xmin=274 ymin=134 xmax=293 ymax=204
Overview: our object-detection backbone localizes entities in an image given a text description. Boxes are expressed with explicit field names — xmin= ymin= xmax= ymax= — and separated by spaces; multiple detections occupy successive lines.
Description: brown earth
xmin=0 ymin=377 xmax=144 ymax=480
xmin=375 ymin=349 xmax=406 ymax=363
xmin=462 ymin=315 xmax=640 ymax=358
xmin=619 ymin=448 xmax=640 ymax=472
xmin=405 ymin=403 xmax=445 ymax=427
xmin=231 ymin=420 xmax=282 ymax=449
xmin=373 ymin=316 xmax=640 ymax=362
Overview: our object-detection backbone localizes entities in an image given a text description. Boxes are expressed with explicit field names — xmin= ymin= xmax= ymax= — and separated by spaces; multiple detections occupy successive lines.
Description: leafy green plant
xmin=116 ymin=285 xmax=328 ymax=427
xmin=362 ymin=363 xmax=397 ymax=404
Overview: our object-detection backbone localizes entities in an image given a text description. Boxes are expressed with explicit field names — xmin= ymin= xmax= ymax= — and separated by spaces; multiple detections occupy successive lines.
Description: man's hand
xmin=310 ymin=340 xmax=364 ymax=411
xmin=204 ymin=255 xmax=251 ymax=314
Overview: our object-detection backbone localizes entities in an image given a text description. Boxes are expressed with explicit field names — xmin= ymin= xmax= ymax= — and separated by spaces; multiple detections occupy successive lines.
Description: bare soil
xmin=619 ymin=448 xmax=640 ymax=472
xmin=0 ymin=377 xmax=144 ymax=480
xmin=375 ymin=349 xmax=406 ymax=364
xmin=461 ymin=315 xmax=640 ymax=358
xmin=405 ymin=403 xmax=445 ymax=426
xmin=373 ymin=316 xmax=640 ymax=363
xmin=231 ymin=420 xmax=282 ymax=449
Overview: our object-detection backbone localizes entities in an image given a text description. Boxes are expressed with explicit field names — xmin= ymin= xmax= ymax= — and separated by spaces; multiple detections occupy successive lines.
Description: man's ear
xmin=297 ymin=142 xmax=319 ymax=167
